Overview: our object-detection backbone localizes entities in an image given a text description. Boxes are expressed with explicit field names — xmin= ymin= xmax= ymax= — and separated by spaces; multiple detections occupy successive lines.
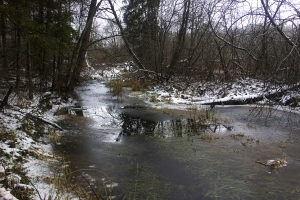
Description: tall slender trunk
xmin=215 ymin=40 xmax=229 ymax=80
xmin=166 ymin=0 xmax=190 ymax=82
xmin=70 ymin=0 xmax=102 ymax=86
xmin=27 ymin=41 xmax=33 ymax=100
xmin=51 ymin=55 xmax=56 ymax=93
xmin=256 ymin=0 xmax=270 ymax=79
xmin=0 ymin=0 xmax=7 ymax=73
xmin=57 ymin=55 xmax=62 ymax=93
xmin=15 ymin=27 xmax=21 ymax=90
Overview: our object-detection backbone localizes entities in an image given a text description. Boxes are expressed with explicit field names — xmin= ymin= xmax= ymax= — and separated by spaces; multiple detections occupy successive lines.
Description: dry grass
xmin=42 ymin=156 xmax=116 ymax=200
xmin=200 ymin=133 xmax=219 ymax=141
xmin=28 ymin=146 xmax=54 ymax=160
xmin=49 ymin=129 xmax=61 ymax=143
xmin=230 ymin=133 xmax=245 ymax=138
xmin=130 ymin=80 xmax=144 ymax=91
xmin=241 ymin=141 xmax=247 ymax=146
xmin=122 ymin=78 xmax=146 ymax=91
xmin=187 ymin=105 xmax=221 ymax=131
xmin=278 ymin=142 xmax=287 ymax=148
xmin=14 ymin=93 xmax=32 ymax=109
xmin=267 ymin=158 xmax=287 ymax=168
xmin=246 ymin=123 xmax=256 ymax=129
xmin=0 ymin=130 xmax=18 ymax=141
xmin=150 ymin=95 xmax=157 ymax=102
xmin=161 ymin=107 xmax=172 ymax=115
xmin=55 ymin=107 xmax=68 ymax=116
xmin=109 ymin=80 xmax=123 ymax=96
xmin=108 ymin=78 xmax=145 ymax=97
xmin=222 ymin=117 xmax=231 ymax=124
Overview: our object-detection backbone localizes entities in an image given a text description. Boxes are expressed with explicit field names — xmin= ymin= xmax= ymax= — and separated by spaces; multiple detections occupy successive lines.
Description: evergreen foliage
xmin=0 ymin=0 xmax=79 ymax=97
xmin=123 ymin=0 xmax=160 ymax=62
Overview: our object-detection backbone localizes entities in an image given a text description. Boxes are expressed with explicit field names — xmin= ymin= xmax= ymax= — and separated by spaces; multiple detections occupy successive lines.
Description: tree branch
xmin=260 ymin=0 xmax=300 ymax=55
xmin=107 ymin=0 xmax=150 ymax=73
xmin=207 ymin=10 xmax=258 ymax=61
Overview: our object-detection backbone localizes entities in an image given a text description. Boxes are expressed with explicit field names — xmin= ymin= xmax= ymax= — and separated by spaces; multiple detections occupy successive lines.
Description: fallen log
xmin=0 ymin=86 xmax=13 ymax=111
xmin=203 ymin=96 xmax=264 ymax=106
xmin=203 ymin=83 xmax=300 ymax=107
xmin=10 ymin=106 xmax=63 ymax=131
xmin=26 ymin=113 xmax=63 ymax=131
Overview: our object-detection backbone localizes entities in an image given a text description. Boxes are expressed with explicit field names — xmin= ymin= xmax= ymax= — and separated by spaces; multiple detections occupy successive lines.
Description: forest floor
xmin=0 ymin=63 xmax=300 ymax=199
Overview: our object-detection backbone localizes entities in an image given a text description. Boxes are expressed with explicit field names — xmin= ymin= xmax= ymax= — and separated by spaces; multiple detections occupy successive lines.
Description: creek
xmin=55 ymin=80 xmax=300 ymax=199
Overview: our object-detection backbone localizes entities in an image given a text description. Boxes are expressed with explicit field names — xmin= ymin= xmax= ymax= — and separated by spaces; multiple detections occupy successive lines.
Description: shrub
xmin=108 ymin=80 xmax=123 ymax=96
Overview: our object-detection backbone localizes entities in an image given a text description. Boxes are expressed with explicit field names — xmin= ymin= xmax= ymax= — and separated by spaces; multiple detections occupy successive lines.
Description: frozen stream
xmin=55 ymin=80 xmax=300 ymax=199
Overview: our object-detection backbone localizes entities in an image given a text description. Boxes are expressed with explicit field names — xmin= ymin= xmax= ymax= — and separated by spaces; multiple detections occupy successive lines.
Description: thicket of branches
xmin=109 ymin=0 xmax=300 ymax=85
xmin=1 ymin=0 xmax=300 ymax=99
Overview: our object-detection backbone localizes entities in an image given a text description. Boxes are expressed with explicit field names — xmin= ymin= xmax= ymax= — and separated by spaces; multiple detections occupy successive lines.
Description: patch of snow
xmin=0 ymin=188 xmax=18 ymax=200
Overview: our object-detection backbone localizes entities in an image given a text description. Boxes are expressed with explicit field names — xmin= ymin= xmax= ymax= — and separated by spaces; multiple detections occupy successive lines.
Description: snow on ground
xmin=90 ymin=63 xmax=300 ymax=113
xmin=128 ymin=78 xmax=300 ymax=113
xmin=0 ymin=90 xmax=75 ymax=199
xmin=0 ymin=188 xmax=18 ymax=200
xmin=0 ymin=63 xmax=299 ymax=199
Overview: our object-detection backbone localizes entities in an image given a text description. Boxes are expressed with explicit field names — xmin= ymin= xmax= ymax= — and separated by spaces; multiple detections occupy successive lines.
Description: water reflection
xmin=117 ymin=113 xmax=211 ymax=139
xmin=57 ymin=80 xmax=300 ymax=199
xmin=92 ymin=105 xmax=224 ymax=140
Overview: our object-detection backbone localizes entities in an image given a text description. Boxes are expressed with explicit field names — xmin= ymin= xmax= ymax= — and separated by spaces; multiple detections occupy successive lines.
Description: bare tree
xmin=66 ymin=0 xmax=103 ymax=88
xmin=107 ymin=0 xmax=151 ymax=75
xmin=166 ymin=0 xmax=191 ymax=82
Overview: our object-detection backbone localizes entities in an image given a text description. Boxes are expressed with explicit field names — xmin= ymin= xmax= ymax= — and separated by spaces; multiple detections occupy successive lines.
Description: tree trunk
xmin=108 ymin=0 xmax=149 ymax=73
xmin=0 ymin=0 xmax=7 ymax=74
xmin=51 ymin=55 xmax=56 ymax=93
xmin=166 ymin=0 xmax=190 ymax=82
xmin=215 ymin=40 xmax=229 ymax=80
xmin=0 ymin=86 xmax=12 ymax=111
xmin=15 ymin=26 xmax=21 ymax=90
xmin=57 ymin=55 xmax=62 ymax=93
xmin=71 ymin=0 xmax=103 ymax=85
xmin=261 ymin=0 xmax=299 ymax=52
xmin=27 ymin=41 xmax=33 ymax=100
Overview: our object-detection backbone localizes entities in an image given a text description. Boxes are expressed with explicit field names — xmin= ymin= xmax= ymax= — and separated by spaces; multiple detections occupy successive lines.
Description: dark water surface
xmin=55 ymin=80 xmax=300 ymax=199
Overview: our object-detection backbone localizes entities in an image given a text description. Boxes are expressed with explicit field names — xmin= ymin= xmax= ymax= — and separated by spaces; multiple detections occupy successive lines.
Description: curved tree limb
xmin=260 ymin=0 xmax=300 ymax=56
xmin=207 ymin=10 xmax=258 ymax=61
xmin=107 ymin=0 xmax=150 ymax=73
